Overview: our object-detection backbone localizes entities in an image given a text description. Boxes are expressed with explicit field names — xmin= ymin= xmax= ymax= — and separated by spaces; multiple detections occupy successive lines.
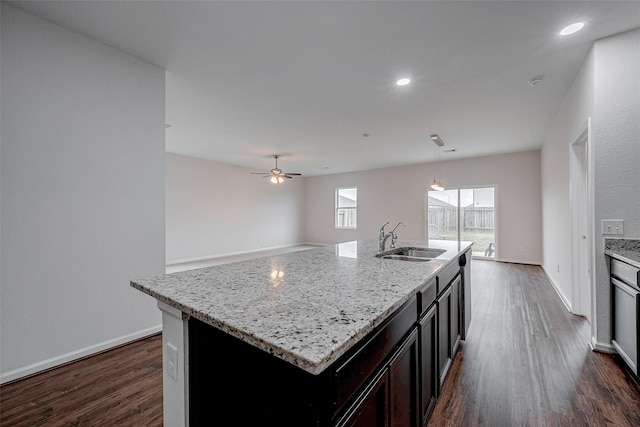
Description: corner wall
xmin=304 ymin=150 xmax=542 ymax=265
xmin=166 ymin=153 xmax=305 ymax=263
xmin=592 ymin=28 xmax=640 ymax=343
xmin=1 ymin=4 xmax=165 ymax=382
xmin=541 ymin=28 xmax=640 ymax=346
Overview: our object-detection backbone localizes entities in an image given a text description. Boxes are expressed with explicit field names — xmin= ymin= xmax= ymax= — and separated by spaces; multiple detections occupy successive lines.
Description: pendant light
xmin=429 ymin=134 xmax=445 ymax=191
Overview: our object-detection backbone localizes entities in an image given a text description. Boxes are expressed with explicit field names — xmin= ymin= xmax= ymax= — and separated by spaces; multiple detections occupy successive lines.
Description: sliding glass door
xmin=426 ymin=187 xmax=496 ymax=258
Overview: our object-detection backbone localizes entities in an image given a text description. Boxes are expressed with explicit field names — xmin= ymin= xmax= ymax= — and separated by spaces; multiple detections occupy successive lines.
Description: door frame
xmin=569 ymin=118 xmax=595 ymax=327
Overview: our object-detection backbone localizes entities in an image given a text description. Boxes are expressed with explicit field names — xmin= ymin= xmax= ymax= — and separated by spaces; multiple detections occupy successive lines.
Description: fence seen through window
xmin=336 ymin=187 xmax=357 ymax=229
xmin=427 ymin=187 xmax=495 ymax=258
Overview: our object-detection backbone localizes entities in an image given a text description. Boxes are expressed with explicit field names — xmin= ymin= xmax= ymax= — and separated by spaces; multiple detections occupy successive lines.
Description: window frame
xmin=335 ymin=187 xmax=358 ymax=229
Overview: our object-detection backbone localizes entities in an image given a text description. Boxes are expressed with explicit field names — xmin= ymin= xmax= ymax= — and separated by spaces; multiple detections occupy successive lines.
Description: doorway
xmin=570 ymin=119 xmax=593 ymax=322
xmin=426 ymin=187 xmax=496 ymax=258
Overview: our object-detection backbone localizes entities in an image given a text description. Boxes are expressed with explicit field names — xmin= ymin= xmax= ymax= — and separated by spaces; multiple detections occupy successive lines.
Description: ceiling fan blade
xmin=250 ymin=172 xmax=270 ymax=174
xmin=282 ymin=175 xmax=293 ymax=178
xmin=284 ymin=173 xmax=302 ymax=176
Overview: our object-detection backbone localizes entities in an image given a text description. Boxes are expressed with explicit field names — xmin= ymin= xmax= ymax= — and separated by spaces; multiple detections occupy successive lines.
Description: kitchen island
xmin=131 ymin=239 xmax=472 ymax=426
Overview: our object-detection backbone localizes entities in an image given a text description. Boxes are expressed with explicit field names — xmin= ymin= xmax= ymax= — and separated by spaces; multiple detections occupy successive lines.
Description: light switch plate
xmin=166 ymin=342 xmax=178 ymax=381
xmin=601 ymin=219 xmax=624 ymax=235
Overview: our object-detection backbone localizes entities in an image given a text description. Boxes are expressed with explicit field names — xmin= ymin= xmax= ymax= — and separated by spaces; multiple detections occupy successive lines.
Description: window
xmin=426 ymin=187 xmax=496 ymax=258
xmin=336 ymin=187 xmax=357 ymax=229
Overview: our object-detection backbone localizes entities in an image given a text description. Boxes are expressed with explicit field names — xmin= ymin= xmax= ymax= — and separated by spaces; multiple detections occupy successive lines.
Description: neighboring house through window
xmin=336 ymin=187 xmax=357 ymax=229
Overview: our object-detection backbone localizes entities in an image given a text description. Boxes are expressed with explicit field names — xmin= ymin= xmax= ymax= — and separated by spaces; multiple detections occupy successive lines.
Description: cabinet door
xmin=389 ymin=329 xmax=419 ymax=427
xmin=437 ymin=286 xmax=452 ymax=387
xmin=419 ymin=304 xmax=437 ymax=425
xmin=336 ymin=370 xmax=389 ymax=427
xmin=450 ymin=276 xmax=461 ymax=357
xmin=612 ymin=277 xmax=639 ymax=374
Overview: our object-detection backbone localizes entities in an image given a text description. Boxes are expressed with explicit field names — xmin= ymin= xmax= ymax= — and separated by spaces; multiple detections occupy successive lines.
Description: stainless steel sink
xmin=375 ymin=247 xmax=446 ymax=262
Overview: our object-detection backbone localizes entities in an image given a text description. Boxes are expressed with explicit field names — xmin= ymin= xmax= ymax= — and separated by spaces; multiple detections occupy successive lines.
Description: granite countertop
xmin=131 ymin=239 xmax=472 ymax=375
xmin=604 ymin=238 xmax=640 ymax=268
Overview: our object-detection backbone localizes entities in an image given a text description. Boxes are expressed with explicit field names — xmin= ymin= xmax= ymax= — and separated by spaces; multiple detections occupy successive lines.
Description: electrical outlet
xmin=166 ymin=342 xmax=178 ymax=381
xmin=601 ymin=219 xmax=624 ymax=235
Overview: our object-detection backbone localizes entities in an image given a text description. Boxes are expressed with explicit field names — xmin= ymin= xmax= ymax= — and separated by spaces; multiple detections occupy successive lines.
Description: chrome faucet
xmin=378 ymin=222 xmax=390 ymax=251
xmin=378 ymin=221 xmax=406 ymax=251
xmin=390 ymin=222 xmax=406 ymax=249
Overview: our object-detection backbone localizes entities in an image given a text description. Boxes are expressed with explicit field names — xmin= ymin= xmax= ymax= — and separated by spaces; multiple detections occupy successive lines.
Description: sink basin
xmin=375 ymin=247 xmax=446 ymax=262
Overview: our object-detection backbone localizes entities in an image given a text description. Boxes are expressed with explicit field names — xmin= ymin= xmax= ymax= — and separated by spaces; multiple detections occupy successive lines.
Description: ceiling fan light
xmin=270 ymin=176 xmax=279 ymax=184
xmin=277 ymin=176 xmax=284 ymax=184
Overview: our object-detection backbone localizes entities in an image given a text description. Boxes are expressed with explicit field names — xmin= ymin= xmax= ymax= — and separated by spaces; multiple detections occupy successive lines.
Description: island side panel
xmin=460 ymin=249 xmax=472 ymax=340
xmin=188 ymin=317 xmax=332 ymax=426
xmin=158 ymin=301 xmax=190 ymax=427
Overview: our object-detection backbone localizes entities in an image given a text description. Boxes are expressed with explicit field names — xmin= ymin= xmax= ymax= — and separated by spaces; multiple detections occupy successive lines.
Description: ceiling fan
xmin=250 ymin=155 xmax=302 ymax=184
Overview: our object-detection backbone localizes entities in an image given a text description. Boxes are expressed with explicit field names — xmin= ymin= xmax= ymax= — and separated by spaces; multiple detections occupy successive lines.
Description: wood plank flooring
xmin=428 ymin=260 xmax=640 ymax=426
xmin=0 ymin=336 xmax=162 ymax=426
xmin=1 ymin=260 xmax=639 ymax=426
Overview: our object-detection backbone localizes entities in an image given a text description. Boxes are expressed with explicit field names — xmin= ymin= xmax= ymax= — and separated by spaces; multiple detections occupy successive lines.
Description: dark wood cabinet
xmin=338 ymin=328 xmax=419 ymax=427
xmin=450 ymin=276 xmax=461 ymax=356
xmin=437 ymin=285 xmax=452 ymax=386
xmin=419 ymin=304 xmax=438 ymax=425
xmin=460 ymin=249 xmax=472 ymax=340
xmin=389 ymin=329 xmax=419 ymax=427
xmin=437 ymin=275 xmax=462 ymax=387
xmin=336 ymin=370 xmax=389 ymax=427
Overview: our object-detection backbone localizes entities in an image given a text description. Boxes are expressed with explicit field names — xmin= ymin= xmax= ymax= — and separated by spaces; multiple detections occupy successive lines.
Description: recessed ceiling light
xmin=396 ymin=78 xmax=411 ymax=86
xmin=560 ymin=22 xmax=584 ymax=36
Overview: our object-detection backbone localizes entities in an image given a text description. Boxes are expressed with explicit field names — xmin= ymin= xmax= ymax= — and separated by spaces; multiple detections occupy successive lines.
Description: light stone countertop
xmin=131 ymin=239 xmax=472 ymax=375
xmin=605 ymin=238 xmax=640 ymax=268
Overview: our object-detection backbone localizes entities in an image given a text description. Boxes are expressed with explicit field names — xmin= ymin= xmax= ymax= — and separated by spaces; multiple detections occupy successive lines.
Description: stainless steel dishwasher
xmin=611 ymin=258 xmax=640 ymax=375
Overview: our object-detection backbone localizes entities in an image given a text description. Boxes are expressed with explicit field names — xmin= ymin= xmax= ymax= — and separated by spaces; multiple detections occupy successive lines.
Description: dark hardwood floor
xmin=428 ymin=260 xmax=640 ymax=427
xmin=1 ymin=260 xmax=639 ymax=426
xmin=0 ymin=335 xmax=162 ymax=426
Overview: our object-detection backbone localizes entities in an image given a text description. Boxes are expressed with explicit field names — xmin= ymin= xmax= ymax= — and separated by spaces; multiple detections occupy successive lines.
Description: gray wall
xmin=0 ymin=4 xmax=165 ymax=382
xmin=304 ymin=150 xmax=542 ymax=265
xmin=593 ymin=29 xmax=640 ymax=343
xmin=166 ymin=153 xmax=305 ymax=263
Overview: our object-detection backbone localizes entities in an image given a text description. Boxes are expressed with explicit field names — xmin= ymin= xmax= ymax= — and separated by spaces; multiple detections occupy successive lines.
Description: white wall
xmin=541 ymin=48 xmax=594 ymax=312
xmin=166 ymin=153 xmax=304 ymax=263
xmin=304 ymin=150 xmax=542 ymax=264
xmin=0 ymin=4 xmax=165 ymax=382
xmin=541 ymin=28 xmax=640 ymax=346
xmin=592 ymin=28 xmax=640 ymax=343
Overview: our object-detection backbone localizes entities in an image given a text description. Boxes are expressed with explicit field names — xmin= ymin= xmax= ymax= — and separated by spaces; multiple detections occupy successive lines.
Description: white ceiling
xmin=10 ymin=1 xmax=640 ymax=176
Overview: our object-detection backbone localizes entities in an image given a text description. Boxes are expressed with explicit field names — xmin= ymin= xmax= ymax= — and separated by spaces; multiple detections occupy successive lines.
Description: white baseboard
xmin=166 ymin=244 xmax=313 ymax=266
xmin=494 ymin=258 xmax=542 ymax=266
xmin=543 ymin=270 xmax=573 ymax=313
xmin=590 ymin=337 xmax=616 ymax=354
xmin=0 ymin=324 xmax=162 ymax=385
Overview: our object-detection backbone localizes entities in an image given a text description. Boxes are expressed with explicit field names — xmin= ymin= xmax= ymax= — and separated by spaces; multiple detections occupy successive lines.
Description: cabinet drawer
xmin=437 ymin=261 xmax=460 ymax=294
xmin=611 ymin=259 xmax=640 ymax=289
xmin=332 ymin=297 xmax=417 ymax=416
xmin=418 ymin=278 xmax=437 ymax=317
